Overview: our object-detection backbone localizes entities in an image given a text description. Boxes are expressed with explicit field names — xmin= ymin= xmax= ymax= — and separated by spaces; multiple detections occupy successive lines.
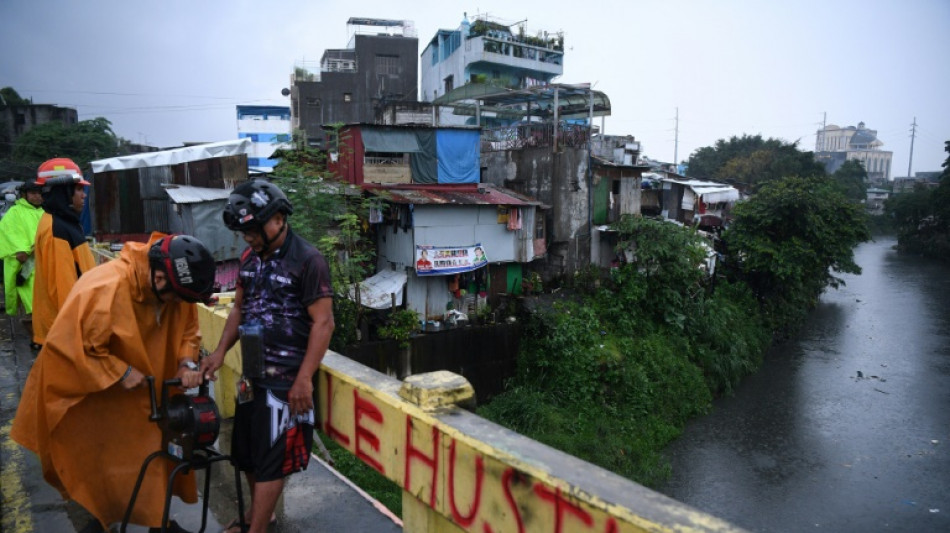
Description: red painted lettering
xmin=534 ymin=484 xmax=593 ymax=533
xmin=404 ymin=416 xmax=440 ymax=506
xmin=448 ymin=438 xmax=485 ymax=527
xmin=502 ymin=468 xmax=526 ymax=533
xmin=323 ymin=373 xmax=350 ymax=446
xmin=605 ymin=517 xmax=619 ymax=533
xmin=354 ymin=389 xmax=384 ymax=474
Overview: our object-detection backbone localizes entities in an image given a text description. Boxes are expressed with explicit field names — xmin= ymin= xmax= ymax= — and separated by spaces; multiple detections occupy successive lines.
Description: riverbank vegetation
xmin=480 ymin=140 xmax=869 ymax=487
xmin=885 ymin=141 xmax=950 ymax=261
xmin=271 ymin=133 xmax=873 ymax=505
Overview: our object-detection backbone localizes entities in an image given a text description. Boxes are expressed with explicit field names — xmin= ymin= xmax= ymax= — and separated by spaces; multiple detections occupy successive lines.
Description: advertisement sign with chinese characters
xmin=415 ymin=244 xmax=488 ymax=276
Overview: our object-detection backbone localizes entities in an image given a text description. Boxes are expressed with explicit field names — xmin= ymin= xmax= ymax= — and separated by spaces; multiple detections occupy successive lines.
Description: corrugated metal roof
xmin=363 ymin=183 xmax=545 ymax=207
xmin=591 ymin=155 xmax=651 ymax=170
xmin=163 ymin=184 xmax=231 ymax=204
xmin=91 ymin=139 xmax=252 ymax=173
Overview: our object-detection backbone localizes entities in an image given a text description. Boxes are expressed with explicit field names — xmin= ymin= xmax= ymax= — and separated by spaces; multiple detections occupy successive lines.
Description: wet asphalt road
xmin=659 ymin=237 xmax=950 ymax=532
xmin=0 ymin=313 xmax=401 ymax=532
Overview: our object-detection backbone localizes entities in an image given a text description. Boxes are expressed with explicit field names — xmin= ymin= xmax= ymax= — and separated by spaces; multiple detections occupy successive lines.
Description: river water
xmin=659 ymin=237 xmax=950 ymax=532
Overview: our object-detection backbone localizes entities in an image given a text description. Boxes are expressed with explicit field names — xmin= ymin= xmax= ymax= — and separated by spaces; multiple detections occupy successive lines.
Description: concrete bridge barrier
xmin=197 ymin=304 xmax=745 ymax=533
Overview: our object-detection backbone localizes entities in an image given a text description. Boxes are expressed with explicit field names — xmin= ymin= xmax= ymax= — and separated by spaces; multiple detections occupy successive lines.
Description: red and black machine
xmin=121 ymin=377 xmax=246 ymax=533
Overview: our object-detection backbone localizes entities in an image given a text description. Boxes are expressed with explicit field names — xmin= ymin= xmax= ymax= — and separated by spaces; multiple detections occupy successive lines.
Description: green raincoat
xmin=0 ymin=197 xmax=43 ymax=314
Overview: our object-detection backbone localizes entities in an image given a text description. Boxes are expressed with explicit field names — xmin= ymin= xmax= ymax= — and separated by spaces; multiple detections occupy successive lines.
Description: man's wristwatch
xmin=180 ymin=361 xmax=199 ymax=371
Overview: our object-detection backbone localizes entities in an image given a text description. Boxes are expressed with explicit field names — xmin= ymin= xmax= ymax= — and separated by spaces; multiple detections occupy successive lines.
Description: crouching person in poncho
xmin=11 ymin=233 xmax=217 ymax=532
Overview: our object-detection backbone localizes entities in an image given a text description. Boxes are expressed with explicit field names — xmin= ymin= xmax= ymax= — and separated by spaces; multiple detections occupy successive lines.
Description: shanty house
xmin=90 ymin=139 xmax=252 ymax=290
xmin=651 ymin=173 xmax=739 ymax=229
xmin=90 ymin=139 xmax=251 ymax=243
xmin=363 ymin=183 xmax=545 ymax=321
xmin=329 ymin=124 xmax=481 ymax=186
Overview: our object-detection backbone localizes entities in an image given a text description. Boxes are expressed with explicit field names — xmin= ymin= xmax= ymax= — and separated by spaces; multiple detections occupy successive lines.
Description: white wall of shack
xmin=376 ymin=203 xmax=538 ymax=319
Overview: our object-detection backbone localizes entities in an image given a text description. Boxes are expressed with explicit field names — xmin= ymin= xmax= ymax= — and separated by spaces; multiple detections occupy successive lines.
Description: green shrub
xmin=377 ymin=309 xmax=419 ymax=348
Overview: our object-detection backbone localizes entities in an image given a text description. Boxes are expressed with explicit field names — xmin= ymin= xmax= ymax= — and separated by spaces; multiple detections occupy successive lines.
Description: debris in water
xmin=857 ymin=370 xmax=864 ymax=378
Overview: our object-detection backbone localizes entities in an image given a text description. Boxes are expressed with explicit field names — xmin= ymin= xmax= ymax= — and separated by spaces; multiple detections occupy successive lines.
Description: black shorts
xmin=231 ymin=387 xmax=314 ymax=482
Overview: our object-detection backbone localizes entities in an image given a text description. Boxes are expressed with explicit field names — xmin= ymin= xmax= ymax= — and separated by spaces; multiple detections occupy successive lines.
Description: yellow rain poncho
xmin=11 ymin=234 xmax=202 ymax=529
xmin=0 ymin=197 xmax=43 ymax=313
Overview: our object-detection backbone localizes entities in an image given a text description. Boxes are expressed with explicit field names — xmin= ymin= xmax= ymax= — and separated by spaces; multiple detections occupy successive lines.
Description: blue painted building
xmin=236 ymin=105 xmax=292 ymax=173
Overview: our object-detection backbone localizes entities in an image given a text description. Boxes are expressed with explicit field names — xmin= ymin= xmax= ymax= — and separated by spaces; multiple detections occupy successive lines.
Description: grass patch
xmin=315 ymin=432 xmax=403 ymax=518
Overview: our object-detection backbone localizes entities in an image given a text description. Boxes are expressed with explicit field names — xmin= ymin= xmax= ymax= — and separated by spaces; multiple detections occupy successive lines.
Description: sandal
xmin=223 ymin=515 xmax=276 ymax=533
xmin=223 ymin=518 xmax=246 ymax=533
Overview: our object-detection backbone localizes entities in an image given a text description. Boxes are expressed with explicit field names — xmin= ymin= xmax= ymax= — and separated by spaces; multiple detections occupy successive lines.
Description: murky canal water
xmin=659 ymin=237 xmax=950 ymax=532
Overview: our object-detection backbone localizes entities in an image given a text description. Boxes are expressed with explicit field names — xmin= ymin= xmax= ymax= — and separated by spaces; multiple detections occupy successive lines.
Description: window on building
xmin=535 ymin=215 xmax=546 ymax=240
xmin=344 ymin=93 xmax=352 ymax=102
xmin=612 ymin=180 xmax=621 ymax=195
xmin=444 ymin=75 xmax=454 ymax=94
xmin=376 ymin=54 xmax=399 ymax=76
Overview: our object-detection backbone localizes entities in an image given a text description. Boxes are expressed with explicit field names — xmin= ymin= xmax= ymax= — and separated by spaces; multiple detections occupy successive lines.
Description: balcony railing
xmin=481 ymin=123 xmax=590 ymax=152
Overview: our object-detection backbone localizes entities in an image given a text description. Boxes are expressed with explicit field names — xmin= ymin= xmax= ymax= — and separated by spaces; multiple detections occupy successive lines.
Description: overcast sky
xmin=3 ymin=0 xmax=948 ymax=176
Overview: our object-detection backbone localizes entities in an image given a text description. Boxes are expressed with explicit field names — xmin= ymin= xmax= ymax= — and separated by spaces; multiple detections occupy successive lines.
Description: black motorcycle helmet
xmin=19 ymin=178 xmax=42 ymax=195
xmin=222 ymin=179 xmax=293 ymax=232
xmin=147 ymin=234 xmax=216 ymax=304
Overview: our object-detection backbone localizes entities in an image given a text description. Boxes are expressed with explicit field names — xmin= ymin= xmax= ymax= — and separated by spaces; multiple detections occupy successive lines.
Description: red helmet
xmin=36 ymin=158 xmax=91 ymax=187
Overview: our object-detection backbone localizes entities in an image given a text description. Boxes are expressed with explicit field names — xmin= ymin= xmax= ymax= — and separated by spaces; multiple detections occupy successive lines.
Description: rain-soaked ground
xmin=659 ymin=237 xmax=950 ymax=532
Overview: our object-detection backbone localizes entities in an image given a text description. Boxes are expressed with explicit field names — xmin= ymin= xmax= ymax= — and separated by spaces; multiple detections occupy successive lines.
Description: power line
xmin=907 ymin=117 xmax=917 ymax=177
xmin=16 ymin=88 xmax=261 ymax=101
xmin=673 ymin=107 xmax=679 ymax=165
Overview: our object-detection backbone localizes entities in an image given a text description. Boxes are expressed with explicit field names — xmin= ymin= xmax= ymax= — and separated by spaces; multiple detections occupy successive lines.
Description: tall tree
xmin=886 ymin=140 xmax=950 ymax=259
xmin=0 ymin=87 xmax=30 ymax=106
xmin=269 ymin=132 xmax=380 ymax=351
xmin=723 ymin=175 xmax=870 ymax=332
xmin=8 ymin=117 xmax=128 ymax=180
xmin=831 ymin=159 xmax=868 ymax=202
xmin=687 ymin=134 xmax=825 ymax=191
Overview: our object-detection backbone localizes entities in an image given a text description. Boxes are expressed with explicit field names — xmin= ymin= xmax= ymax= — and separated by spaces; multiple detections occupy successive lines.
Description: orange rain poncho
xmin=31 ymin=204 xmax=96 ymax=345
xmin=11 ymin=233 xmax=203 ymax=529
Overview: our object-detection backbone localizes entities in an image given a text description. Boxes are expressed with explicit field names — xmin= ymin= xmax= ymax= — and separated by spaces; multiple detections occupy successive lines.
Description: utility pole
xmin=673 ymin=107 xmax=679 ymax=169
xmin=907 ymin=117 xmax=917 ymax=178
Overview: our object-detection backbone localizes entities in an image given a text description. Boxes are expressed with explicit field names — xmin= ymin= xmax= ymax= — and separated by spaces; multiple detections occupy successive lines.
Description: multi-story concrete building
xmin=0 ymin=102 xmax=78 ymax=149
xmin=815 ymin=121 xmax=893 ymax=183
xmin=421 ymin=14 xmax=564 ymax=105
xmin=236 ymin=105 xmax=291 ymax=173
xmin=289 ymin=18 xmax=418 ymax=148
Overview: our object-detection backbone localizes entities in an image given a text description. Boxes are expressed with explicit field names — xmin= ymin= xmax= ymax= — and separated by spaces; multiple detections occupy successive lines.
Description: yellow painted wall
xmin=197 ymin=303 xmax=744 ymax=533
xmin=196 ymin=301 xmax=241 ymax=417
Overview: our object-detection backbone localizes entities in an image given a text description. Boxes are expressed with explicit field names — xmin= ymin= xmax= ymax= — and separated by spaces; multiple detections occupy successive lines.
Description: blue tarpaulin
xmin=436 ymin=130 xmax=479 ymax=184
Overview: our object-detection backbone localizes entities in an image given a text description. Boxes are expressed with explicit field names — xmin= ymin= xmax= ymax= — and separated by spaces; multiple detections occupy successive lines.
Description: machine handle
xmin=160 ymin=378 xmax=183 ymax=417
xmin=146 ymin=376 xmax=160 ymax=421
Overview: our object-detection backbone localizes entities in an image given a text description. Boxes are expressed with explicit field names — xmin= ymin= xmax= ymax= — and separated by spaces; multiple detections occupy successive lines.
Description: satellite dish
xmin=281 ymin=88 xmax=290 ymax=97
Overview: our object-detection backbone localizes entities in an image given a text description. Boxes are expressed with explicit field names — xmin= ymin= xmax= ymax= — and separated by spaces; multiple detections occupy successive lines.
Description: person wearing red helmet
xmin=0 ymin=178 xmax=45 ymax=331
xmin=31 ymin=157 xmax=96 ymax=348
xmin=12 ymin=232 xmax=216 ymax=532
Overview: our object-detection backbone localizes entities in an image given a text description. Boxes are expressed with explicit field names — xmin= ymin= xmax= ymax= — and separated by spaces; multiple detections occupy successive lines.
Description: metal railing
xmin=480 ymin=123 xmax=590 ymax=152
